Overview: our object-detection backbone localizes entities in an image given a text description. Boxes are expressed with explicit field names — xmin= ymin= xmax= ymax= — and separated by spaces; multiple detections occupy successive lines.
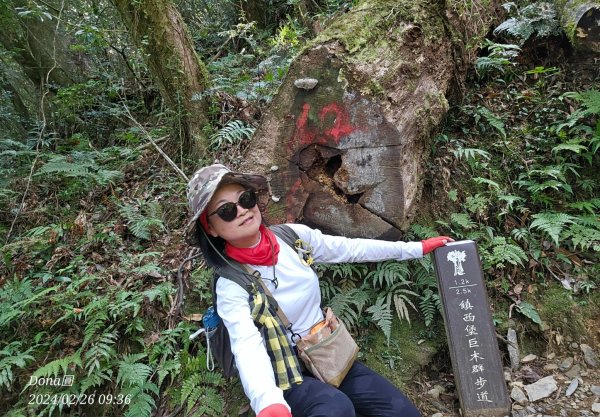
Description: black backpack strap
xmin=212 ymin=264 xmax=255 ymax=309
xmin=269 ymin=224 xmax=299 ymax=248
xmin=270 ymin=224 xmax=315 ymax=269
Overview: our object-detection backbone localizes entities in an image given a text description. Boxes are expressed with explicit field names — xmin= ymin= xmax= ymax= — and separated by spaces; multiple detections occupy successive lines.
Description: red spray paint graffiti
xmin=290 ymin=102 xmax=358 ymax=150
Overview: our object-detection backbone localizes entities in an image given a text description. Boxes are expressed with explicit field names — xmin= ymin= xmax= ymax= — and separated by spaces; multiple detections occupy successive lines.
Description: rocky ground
xmin=416 ymin=337 xmax=600 ymax=417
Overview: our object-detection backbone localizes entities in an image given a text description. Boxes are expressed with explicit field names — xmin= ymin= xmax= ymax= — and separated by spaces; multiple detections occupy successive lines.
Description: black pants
xmin=283 ymin=361 xmax=423 ymax=417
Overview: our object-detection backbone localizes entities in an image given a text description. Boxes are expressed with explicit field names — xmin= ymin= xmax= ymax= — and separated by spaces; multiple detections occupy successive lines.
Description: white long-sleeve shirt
xmin=215 ymin=224 xmax=423 ymax=414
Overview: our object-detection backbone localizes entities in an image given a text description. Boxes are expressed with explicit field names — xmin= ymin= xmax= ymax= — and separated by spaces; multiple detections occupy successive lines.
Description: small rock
xmin=560 ymin=357 xmax=574 ymax=372
xmin=566 ymin=378 xmax=579 ymax=397
xmin=270 ymin=165 xmax=279 ymax=172
xmin=431 ymin=413 xmax=443 ymax=417
xmin=591 ymin=385 xmax=600 ymax=396
xmin=508 ymin=328 xmax=520 ymax=370
xmin=581 ymin=344 xmax=598 ymax=368
xmin=511 ymin=408 xmax=528 ymax=417
xmin=592 ymin=403 xmax=600 ymax=413
xmin=294 ymin=78 xmax=318 ymax=90
xmin=565 ymin=364 xmax=582 ymax=379
xmin=547 ymin=352 xmax=556 ymax=360
xmin=427 ymin=387 xmax=441 ymax=399
xmin=504 ymin=369 xmax=513 ymax=382
xmin=524 ymin=375 xmax=558 ymax=402
xmin=571 ymin=342 xmax=579 ymax=349
xmin=544 ymin=363 xmax=559 ymax=371
xmin=522 ymin=354 xmax=538 ymax=363
xmin=271 ymin=196 xmax=280 ymax=202
xmin=511 ymin=386 xmax=529 ymax=404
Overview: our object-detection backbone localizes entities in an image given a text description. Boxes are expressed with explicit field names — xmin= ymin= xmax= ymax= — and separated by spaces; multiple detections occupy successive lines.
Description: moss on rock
xmin=359 ymin=318 xmax=443 ymax=390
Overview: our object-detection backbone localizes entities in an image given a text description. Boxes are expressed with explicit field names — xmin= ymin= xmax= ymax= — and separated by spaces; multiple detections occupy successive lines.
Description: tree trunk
xmin=0 ymin=0 xmax=80 ymax=88
xmin=241 ymin=0 xmax=500 ymax=239
xmin=240 ymin=0 xmax=268 ymax=29
xmin=556 ymin=0 xmax=600 ymax=52
xmin=112 ymin=0 xmax=211 ymax=154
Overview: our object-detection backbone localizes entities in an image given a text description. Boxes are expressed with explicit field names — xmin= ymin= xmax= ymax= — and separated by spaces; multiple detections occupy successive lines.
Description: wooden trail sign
xmin=432 ymin=240 xmax=511 ymax=417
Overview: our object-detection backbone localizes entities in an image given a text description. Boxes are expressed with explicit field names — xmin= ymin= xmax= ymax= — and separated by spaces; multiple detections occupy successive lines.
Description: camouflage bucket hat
xmin=186 ymin=164 xmax=269 ymax=245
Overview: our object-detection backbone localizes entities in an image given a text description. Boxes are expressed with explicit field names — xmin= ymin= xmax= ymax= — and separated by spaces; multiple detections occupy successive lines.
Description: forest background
xmin=0 ymin=0 xmax=599 ymax=416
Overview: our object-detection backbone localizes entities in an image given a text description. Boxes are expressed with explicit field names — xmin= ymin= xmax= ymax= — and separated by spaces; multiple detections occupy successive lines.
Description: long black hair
xmin=193 ymin=224 xmax=229 ymax=269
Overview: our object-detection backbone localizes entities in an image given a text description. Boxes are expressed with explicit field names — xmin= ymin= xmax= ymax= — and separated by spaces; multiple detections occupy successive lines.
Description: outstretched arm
xmin=288 ymin=223 xmax=451 ymax=263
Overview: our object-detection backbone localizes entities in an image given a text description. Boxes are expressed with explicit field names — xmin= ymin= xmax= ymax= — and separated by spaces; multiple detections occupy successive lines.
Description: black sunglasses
xmin=207 ymin=190 xmax=258 ymax=222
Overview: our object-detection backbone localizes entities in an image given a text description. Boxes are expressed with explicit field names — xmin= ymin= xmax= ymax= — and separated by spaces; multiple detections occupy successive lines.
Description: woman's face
xmin=205 ymin=183 xmax=262 ymax=248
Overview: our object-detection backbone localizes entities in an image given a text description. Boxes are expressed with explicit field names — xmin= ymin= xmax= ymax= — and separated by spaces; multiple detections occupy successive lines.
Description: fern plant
xmin=557 ymin=89 xmax=600 ymax=133
xmin=482 ymin=236 xmax=528 ymax=268
xmin=366 ymin=296 xmax=394 ymax=343
xmin=477 ymin=106 xmax=507 ymax=139
xmin=172 ymin=345 xmax=225 ymax=417
xmin=366 ymin=260 xmax=410 ymax=288
xmin=494 ymin=2 xmax=561 ymax=45
xmin=118 ymin=199 xmax=165 ymax=241
xmin=563 ymin=216 xmax=600 ymax=251
xmin=474 ymin=41 xmax=520 ymax=78
xmin=0 ymin=341 xmax=35 ymax=391
xmin=530 ymin=212 xmax=576 ymax=246
xmin=209 ymin=120 xmax=256 ymax=150
xmin=411 ymin=257 xmax=441 ymax=327
xmin=36 ymin=153 xmax=123 ymax=186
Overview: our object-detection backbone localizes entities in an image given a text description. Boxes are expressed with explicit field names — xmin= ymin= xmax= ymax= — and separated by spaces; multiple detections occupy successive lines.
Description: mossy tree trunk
xmin=0 ymin=0 xmax=80 ymax=89
xmin=112 ymin=0 xmax=211 ymax=155
xmin=556 ymin=0 xmax=600 ymax=52
xmin=241 ymin=0 xmax=500 ymax=238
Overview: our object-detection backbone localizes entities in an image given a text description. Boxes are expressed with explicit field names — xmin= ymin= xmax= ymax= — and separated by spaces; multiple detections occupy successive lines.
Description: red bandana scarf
xmin=225 ymin=224 xmax=280 ymax=266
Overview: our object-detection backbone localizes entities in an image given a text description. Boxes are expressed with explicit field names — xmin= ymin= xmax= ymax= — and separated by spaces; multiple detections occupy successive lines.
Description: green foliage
xmin=477 ymin=106 xmax=506 ymax=139
xmin=515 ymin=301 xmax=541 ymax=324
xmin=36 ymin=154 xmax=122 ymax=185
xmin=118 ymin=199 xmax=165 ymax=240
xmin=0 ymin=342 xmax=34 ymax=391
xmin=483 ymin=237 xmax=528 ymax=268
xmin=557 ymin=90 xmax=600 ymax=132
xmin=494 ymin=2 xmax=561 ymax=45
xmin=366 ymin=260 xmax=409 ymax=288
xmin=475 ymin=41 xmax=520 ymax=78
xmin=209 ymin=119 xmax=255 ymax=149
xmin=319 ymin=255 xmax=440 ymax=343
xmin=530 ymin=212 xmax=575 ymax=246
xmin=453 ymin=147 xmax=491 ymax=162
xmin=366 ymin=297 xmax=393 ymax=343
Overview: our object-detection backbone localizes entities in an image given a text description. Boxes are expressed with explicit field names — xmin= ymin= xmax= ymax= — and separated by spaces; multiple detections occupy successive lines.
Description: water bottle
xmin=202 ymin=306 xmax=221 ymax=330
xmin=188 ymin=306 xmax=222 ymax=371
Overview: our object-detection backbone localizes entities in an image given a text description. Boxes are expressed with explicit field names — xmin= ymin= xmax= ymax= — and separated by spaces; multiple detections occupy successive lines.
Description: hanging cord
xmin=188 ymin=327 xmax=215 ymax=371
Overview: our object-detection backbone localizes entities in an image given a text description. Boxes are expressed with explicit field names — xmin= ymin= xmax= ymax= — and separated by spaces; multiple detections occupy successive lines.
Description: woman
xmin=186 ymin=164 xmax=452 ymax=417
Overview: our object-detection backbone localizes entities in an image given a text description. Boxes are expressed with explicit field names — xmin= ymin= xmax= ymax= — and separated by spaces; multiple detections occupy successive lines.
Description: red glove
xmin=256 ymin=404 xmax=291 ymax=417
xmin=421 ymin=236 xmax=453 ymax=255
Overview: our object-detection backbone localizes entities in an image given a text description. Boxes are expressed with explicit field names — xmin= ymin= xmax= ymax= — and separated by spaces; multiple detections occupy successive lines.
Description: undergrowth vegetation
xmin=1 ymin=0 xmax=598 ymax=416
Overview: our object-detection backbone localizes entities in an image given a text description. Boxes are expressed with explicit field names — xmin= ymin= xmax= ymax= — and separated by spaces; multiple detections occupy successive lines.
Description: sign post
xmin=432 ymin=240 xmax=511 ymax=417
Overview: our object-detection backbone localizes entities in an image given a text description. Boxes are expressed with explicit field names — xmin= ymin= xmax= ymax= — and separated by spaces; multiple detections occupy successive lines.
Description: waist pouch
xmin=295 ymin=307 xmax=359 ymax=387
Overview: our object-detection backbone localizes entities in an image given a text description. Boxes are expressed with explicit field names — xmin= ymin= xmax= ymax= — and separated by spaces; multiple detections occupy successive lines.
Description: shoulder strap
xmin=270 ymin=224 xmax=315 ymax=268
xmin=269 ymin=224 xmax=299 ymax=249
xmin=212 ymin=263 xmax=256 ymax=309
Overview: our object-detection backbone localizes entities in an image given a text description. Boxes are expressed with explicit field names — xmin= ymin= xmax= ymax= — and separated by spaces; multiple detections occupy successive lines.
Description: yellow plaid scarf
xmin=250 ymin=288 xmax=303 ymax=390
